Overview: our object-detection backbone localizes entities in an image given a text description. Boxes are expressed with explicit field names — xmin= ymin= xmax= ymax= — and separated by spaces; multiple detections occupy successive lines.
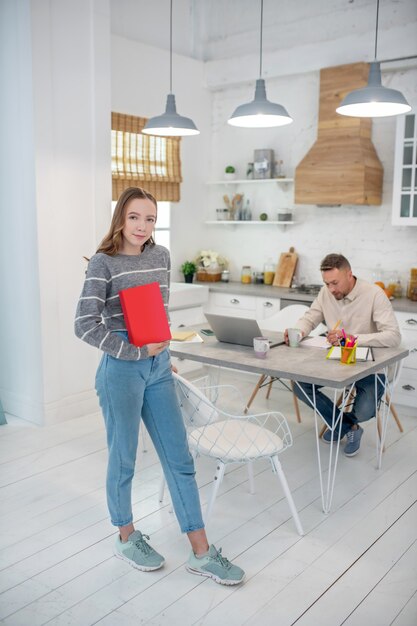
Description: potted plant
xmin=181 ymin=261 xmax=197 ymax=283
xmin=224 ymin=165 xmax=236 ymax=180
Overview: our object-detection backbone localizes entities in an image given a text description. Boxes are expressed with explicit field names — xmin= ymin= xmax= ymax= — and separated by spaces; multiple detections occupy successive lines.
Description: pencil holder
xmin=340 ymin=345 xmax=356 ymax=365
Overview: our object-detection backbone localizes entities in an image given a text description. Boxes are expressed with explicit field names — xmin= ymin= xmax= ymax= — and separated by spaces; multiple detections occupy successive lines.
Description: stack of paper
xmin=300 ymin=335 xmax=330 ymax=349
xmin=171 ymin=331 xmax=198 ymax=341
xmin=170 ymin=332 xmax=204 ymax=345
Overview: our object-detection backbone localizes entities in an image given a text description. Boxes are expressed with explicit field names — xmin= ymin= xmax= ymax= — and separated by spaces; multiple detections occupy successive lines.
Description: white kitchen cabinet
xmin=170 ymin=307 xmax=207 ymax=329
xmin=168 ymin=282 xmax=209 ymax=374
xmin=392 ymin=110 xmax=417 ymax=226
xmin=204 ymin=291 xmax=280 ymax=321
xmin=256 ymin=296 xmax=281 ymax=319
xmin=394 ymin=311 xmax=417 ymax=407
xmin=205 ymin=292 xmax=257 ymax=318
xmin=205 ymin=178 xmax=295 ymax=224
xmin=169 ymin=306 xmax=207 ymax=374
xmin=204 ymin=220 xmax=295 ymax=225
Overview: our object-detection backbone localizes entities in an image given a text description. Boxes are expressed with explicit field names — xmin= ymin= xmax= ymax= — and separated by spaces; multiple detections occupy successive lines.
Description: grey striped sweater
xmin=74 ymin=245 xmax=171 ymax=360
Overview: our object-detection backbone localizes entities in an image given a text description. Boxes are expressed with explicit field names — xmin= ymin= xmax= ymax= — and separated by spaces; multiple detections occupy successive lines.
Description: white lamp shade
xmin=228 ymin=79 xmax=293 ymax=128
xmin=142 ymin=94 xmax=200 ymax=136
xmin=336 ymin=62 xmax=411 ymax=118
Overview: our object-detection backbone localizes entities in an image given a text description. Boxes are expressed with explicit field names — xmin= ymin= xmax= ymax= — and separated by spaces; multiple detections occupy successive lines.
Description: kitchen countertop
xmin=194 ymin=280 xmax=417 ymax=314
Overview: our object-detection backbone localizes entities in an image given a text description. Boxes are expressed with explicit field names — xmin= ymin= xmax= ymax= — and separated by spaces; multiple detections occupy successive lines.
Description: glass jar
xmin=372 ymin=264 xmax=384 ymax=286
xmin=393 ymin=279 xmax=403 ymax=298
xmin=263 ymin=261 xmax=275 ymax=286
xmin=407 ymin=268 xmax=417 ymax=301
xmin=241 ymin=266 xmax=252 ymax=284
xmin=387 ymin=272 xmax=400 ymax=297
xmin=221 ymin=270 xmax=230 ymax=283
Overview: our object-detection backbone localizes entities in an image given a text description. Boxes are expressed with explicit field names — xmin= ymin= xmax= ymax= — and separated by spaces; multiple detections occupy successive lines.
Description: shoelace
xmin=212 ymin=547 xmax=231 ymax=570
xmin=346 ymin=430 xmax=355 ymax=443
xmin=134 ymin=533 xmax=153 ymax=555
xmin=346 ymin=428 xmax=361 ymax=443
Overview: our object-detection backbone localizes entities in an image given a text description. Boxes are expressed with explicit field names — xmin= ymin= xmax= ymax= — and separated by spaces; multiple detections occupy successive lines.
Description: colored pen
xmin=332 ymin=319 xmax=342 ymax=331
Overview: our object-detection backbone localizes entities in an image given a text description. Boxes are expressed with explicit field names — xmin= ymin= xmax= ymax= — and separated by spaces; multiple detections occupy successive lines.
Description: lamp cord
xmin=170 ymin=0 xmax=173 ymax=93
xmin=374 ymin=0 xmax=380 ymax=61
xmin=259 ymin=0 xmax=263 ymax=77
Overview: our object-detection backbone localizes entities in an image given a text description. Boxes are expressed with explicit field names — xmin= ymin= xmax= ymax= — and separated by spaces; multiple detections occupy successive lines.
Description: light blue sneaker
xmin=344 ymin=426 xmax=364 ymax=457
xmin=186 ymin=544 xmax=245 ymax=586
xmin=114 ymin=530 xmax=165 ymax=571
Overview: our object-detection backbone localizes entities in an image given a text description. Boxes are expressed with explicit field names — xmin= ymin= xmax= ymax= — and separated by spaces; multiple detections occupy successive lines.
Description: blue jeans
xmin=294 ymin=374 xmax=385 ymax=436
xmin=95 ymin=344 xmax=204 ymax=533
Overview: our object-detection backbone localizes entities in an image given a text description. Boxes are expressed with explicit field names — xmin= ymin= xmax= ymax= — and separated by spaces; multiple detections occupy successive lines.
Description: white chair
xmin=244 ymin=305 xmax=327 ymax=420
xmin=377 ymin=357 xmax=404 ymax=434
xmin=172 ymin=372 xmax=304 ymax=535
xmin=319 ymin=358 xmax=404 ymax=442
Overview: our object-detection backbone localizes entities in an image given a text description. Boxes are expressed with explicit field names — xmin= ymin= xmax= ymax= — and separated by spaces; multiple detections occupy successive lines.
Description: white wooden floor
xmin=1 ymin=368 xmax=416 ymax=626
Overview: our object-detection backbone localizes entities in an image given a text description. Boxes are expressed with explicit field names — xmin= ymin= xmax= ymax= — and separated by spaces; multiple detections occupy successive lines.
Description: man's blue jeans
xmin=95 ymin=346 xmax=204 ymax=533
xmin=293 ymin=373 xmax=386 ymax=436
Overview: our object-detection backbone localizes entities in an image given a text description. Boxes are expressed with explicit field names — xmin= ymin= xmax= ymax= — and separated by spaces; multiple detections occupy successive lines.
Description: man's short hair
xmin=320 ymin=254 xmax=351 ymax=272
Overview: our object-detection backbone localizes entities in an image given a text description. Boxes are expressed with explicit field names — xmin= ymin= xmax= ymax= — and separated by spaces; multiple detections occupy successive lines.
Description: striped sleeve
xmin=74 ymin=255 xmax=143 ymax=360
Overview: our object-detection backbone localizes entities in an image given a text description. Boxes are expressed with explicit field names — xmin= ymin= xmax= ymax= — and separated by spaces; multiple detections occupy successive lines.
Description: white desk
xmin=170 ymin=331 xmax=408 ymax=513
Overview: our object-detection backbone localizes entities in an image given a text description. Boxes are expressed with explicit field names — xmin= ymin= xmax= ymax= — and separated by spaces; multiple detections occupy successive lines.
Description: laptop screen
xmin=204 ymin=312 xmax=284 ymax=348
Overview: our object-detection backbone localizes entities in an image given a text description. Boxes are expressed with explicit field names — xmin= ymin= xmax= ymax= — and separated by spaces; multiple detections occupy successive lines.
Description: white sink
xmin=169 ymin=282 xmax=209 ymax=310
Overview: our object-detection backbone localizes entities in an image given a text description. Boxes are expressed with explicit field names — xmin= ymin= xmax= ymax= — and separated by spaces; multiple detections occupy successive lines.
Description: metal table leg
xmin=374 ymin=363 xmax=398 ymax=470
xmin=295 ymin=381 xmax=355 ymax=514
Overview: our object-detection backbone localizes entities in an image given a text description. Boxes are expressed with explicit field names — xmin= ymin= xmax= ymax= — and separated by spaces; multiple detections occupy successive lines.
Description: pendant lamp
xmin=228 ymin=0 xmax=293 ymax=128
xmin=142 ymin=0 xmax=199 ymax=137
xmin=336 ymin=0 xmax=411 ymax=118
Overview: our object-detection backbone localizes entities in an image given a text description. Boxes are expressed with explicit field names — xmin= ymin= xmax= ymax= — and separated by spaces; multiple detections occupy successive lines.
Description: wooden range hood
xmin=295 ymin=63 xmax=383 ymax=206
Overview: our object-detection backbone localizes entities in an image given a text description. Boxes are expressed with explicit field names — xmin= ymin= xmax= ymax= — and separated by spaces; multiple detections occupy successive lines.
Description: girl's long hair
xmin=97 ymin=187 xmax=157 ymax=256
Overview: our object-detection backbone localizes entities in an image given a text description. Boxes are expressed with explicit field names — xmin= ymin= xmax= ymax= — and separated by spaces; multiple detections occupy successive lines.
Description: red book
xmin=119 ymin=282 xmax=171 ymax=347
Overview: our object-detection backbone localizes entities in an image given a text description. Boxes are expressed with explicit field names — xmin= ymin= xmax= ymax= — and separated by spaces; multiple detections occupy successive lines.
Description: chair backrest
xmin=173 ymin=373 xmax=292 ymax=461
xmin=259 ymin=303 xmax=328 ymax=337
xmin=173 ymin=372 xmax=219 ymax=427
xmin=259 ymin=304 xmax=309 ymax=333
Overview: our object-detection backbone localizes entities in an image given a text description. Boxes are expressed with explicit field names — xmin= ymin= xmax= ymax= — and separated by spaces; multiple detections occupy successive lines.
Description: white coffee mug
xmin=253 ymin=336 xmax=270 ymax=358
xmin=287 ymin=328 xmax=302 ymax=348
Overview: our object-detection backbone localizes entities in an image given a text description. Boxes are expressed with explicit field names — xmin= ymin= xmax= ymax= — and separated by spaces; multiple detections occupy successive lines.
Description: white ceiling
xmin=110 ymin=0 xmax=417 ymax=62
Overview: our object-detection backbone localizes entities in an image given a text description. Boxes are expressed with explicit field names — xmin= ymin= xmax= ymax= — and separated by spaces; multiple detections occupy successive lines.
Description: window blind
xmin=111 ymin=112 xmax=182 ymax=202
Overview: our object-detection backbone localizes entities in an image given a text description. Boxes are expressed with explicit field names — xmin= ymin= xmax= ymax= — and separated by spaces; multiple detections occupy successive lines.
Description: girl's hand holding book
xmin=147 ymin=341 xmax=170 ymax=356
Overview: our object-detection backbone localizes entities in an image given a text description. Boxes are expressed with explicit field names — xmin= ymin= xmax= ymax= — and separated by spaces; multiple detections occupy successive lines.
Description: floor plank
xmin=344 ymin=536 xmax=417 ymax=625
xmin=0 ymin=370 xmax=416 ymax=626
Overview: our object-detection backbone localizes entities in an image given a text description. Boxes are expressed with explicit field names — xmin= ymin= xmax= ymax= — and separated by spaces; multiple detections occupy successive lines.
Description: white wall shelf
xmin=207 ymin=178 xmax=294 ymax=185
xmin=206 ymin=177 xmax=295 ymax=224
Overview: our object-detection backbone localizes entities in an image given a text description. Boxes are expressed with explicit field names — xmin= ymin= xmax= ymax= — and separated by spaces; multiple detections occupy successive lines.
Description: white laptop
xmin=204 ymin=312 xmax=285 ymax=348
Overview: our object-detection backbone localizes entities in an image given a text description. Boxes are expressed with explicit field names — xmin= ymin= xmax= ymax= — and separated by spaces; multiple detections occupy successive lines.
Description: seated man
xmin=285 ymin=253 xmax=401 ymax=457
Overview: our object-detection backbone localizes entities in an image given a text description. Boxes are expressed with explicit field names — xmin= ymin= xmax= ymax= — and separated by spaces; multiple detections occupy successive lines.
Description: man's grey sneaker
xmin=114 ymin=530 xmax=165 ymax=571
xmin=186 ymin=544 xmax=245 ymax=586
xmin=323 ymin=427 xmax=346 ymax=443
xmin=344 ymin=426 xmax=364 ymax=457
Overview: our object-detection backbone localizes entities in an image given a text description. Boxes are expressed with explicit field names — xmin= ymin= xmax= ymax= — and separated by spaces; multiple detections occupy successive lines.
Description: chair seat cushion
xmin=188 ymin=420 xmax=284 ymax=462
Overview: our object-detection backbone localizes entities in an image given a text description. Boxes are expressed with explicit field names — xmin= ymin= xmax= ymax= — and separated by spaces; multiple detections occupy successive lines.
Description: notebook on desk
xmin=204 ymin=312 xmax=285 ymax=348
